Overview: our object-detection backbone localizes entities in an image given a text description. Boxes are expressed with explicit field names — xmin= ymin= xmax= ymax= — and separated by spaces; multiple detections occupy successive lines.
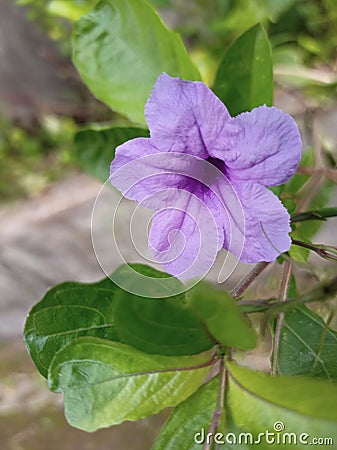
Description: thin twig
xmin=230 ymin=262 xmax=270 ymax=299
xmin=271 ymin=260 xmax=293 ymax=375
xmin=292 ymin=239 xmax=337 ymax=263
xmin=297 ymin=167 xmax=337 ymax=182
xmin=204 ymin=358 xmax=227 ymax=450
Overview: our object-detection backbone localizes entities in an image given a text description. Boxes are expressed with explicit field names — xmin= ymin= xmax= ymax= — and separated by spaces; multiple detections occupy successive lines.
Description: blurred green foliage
xmin=17 ymin=0 xmax=337 ymax=93
xmin=8 ymin=0 xmax=336 ymax=204
xmin=18 ymin=0 xmax=337 ymax=66
xmin=0 ymin=115 xmax=77 ymax=202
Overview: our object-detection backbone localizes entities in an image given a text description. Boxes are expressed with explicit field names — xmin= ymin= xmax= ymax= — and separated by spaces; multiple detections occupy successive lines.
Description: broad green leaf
xmin=113 ymin=289 xmax=214 ymax=357
xmin=227 ymin=362 xmax=337 ymax=448
xmin=152 ymin=377 xmax=218 ymax=450
xmin=24 ymin=278 xmax=120 ymax=378
xmin=73 ymin=0 xmax=200 ymax=125
xmin=75 ymin=126 xmax=148 ymax=182
xmin=278 ymin=306 xmax=337 ymax=380
xmin=213 ymin=24 xmax=273 ymax=116
xmin=48 ymin=337 xmax=213 ymax=431
xmin=112 ymin=265 xmax=214 ymax=356
xmin=112 ymin=263 xmax=186 ymax=298
xmin=153 ymin=374 xmax=249 ymax=450
xmin=47 ymin=0 xmax=98 ymax=20
xmin=24 ymin=264 xmax=214 ymax=378
xmin=189 ymin=284 xmax=256 ymax=350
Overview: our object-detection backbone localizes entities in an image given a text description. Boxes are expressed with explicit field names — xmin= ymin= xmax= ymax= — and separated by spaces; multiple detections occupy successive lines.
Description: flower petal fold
xmin=145 ymin=73 xmax=231 ymax=158
xmin=148 ymin=190 xmax=221 ymax=279
xmin=233 ymin=182 xmax=291 ymax=263
xmin=110 ymin=139 xmax=187 ymax=206
xmin=224 ymin=105 xmax=302 ymax=186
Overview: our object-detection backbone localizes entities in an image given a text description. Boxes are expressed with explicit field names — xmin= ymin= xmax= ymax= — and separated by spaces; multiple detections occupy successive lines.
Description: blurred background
xmin=0 ymin=0 xmax=336 ymax=448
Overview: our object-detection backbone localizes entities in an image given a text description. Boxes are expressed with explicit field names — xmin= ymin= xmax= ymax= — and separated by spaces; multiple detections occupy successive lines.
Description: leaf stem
xmin=271 ymin=260 xmax=293 ymax=375
xmin=230 ymin=262 xmax=270 ymax=299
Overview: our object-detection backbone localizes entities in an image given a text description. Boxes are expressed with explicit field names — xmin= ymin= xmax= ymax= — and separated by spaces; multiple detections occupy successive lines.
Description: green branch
xmin=291 ymin=207 xmax=337 ymax=223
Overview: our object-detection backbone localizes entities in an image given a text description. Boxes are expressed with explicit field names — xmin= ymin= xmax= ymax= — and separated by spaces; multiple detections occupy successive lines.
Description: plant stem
xmin=239 ymin=274 xmax=337 ymax=315
xmin=230 ymin=262 xmax=270 ymax=299
xmin=291 ymin=207 xmax=337 ymax=223
xmin=292 ymin=239 xmax=337 ymax=263
xmin=268 ymin=274 xmax=337 ymax=316
xmin=237 ymin=298 xmax=276 ymax=313
xmin=271 ymin=260 xmax=293 ymax=375
xmin=204 ymin=358 xmax=227 ymax=450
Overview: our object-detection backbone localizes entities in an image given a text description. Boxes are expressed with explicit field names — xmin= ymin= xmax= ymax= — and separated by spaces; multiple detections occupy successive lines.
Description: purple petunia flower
xmin=110 ymin=73 xmax=302 ymax=278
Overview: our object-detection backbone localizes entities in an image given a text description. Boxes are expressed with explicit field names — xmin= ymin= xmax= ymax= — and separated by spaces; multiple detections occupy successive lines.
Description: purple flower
xmin=110 ymin=73 xmax=302 ymax=278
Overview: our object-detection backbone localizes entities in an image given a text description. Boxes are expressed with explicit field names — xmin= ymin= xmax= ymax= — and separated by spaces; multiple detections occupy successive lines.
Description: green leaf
xmin=112 ymin=266 xmax=214 ymax=356
xmin=47 ymin=0 xmax=98 ymax=20
xmin=112 ymin=263 xmax=186 ymax=299
xmin=278 ymin=306 xmax=337 ymax=380
xmin=24 ymin=278 xmax=120 ymax=378
xmin=152 ymin=377 xmax=218 ymax=450
xmin=24 ymin=265 xmax=214 ymax=378
xmin=189 ymin=284 xmax=256 ymax=350
xmin=114 ymin=290 xmax=214 ymax=357
xmin=75 ymin=126 xmax=148 ymax=182
xmin=227 ymin=362 xmax=337 ymax=447
xmin=213 ymin=24 xmax=273 ymax=116
xmin=288 ymin=239 xmax=310 ymax=264
xmin=48 ymin=337 xmax=213 ymax=431
xmin=73 ymin=0 xmax=200 ymax=125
